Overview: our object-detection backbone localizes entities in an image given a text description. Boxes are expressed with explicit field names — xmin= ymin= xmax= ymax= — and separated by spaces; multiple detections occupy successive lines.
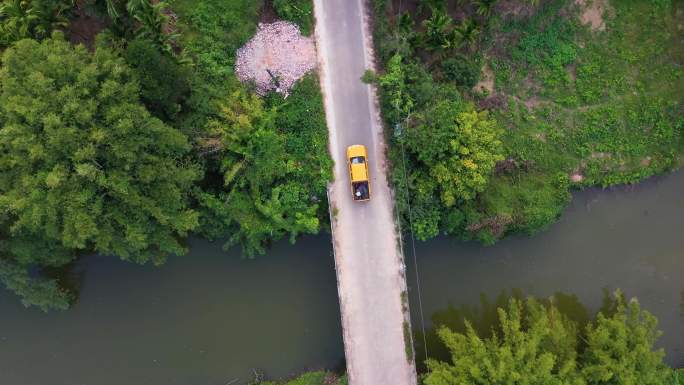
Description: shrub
xmin=0 ymin=0 xmax=74 ymax=46
xmin=440 ymin=55 xmax=481 ymax=89
xmin=125 ymin=38 xmax=191 ymax=120
xmin=272 ymin=0 xmax=314 ymax=35
xmin=424 ymin=292 xmax=673 ymax=385
xmin=0 ymin=34 xmax=200 ymax=265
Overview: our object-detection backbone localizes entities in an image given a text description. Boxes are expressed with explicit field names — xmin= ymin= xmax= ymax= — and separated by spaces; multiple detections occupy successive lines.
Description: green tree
xmin=421 ymin=8 xmax=454 ymax=54
xmin=376 ymin=56 xmax=502 ymax=240
xmin=453 ymin=18 xmax=480 ymax=51
xmin=196 ymin=80 xmax=331 ymax=256
xmin=441 ymin=54 xmax=481 ymax=89
xmin=417 ymin=0 xmax=447 ymax=15
xmin=124 ymin=38 xmax=190 ymax=120
xmin=473 ymin=0 xmax=498 ymax=18
xmin=424 ymin=291 xmax=675 ymax=385
xmin=424 ymin=298 xmax=581 ymax=385
xmin=671 ymin=370 xmax=684 ymax=385
xmin=407 ymin=108 xmax=504 ymax=206
xmin=0 ymin=34 xmax=199 ymax=268
xmin=0 ymin=0 xmax=74 ymax=46
xmin=272 ymin=0 xmax=314 ymax=36
xmin=582 ymin=293 xmax=671 ymax=385
xmin=377 ymin=54 xmax=415 ymax=123
xmin=100 ymin=0 xmax=176 ymax=54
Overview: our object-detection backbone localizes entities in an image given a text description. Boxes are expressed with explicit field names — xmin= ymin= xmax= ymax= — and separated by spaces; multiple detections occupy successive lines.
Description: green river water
xmin=1 ymin=169 xmax=683 ymax=384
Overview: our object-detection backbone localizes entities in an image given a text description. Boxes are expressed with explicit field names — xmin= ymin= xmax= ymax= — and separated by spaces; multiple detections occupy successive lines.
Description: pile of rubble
xmin=235 ymin=21 xmax=317 ymax=96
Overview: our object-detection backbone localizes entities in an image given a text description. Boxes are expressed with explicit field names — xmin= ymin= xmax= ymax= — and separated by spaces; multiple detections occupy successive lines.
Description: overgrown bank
xmin=251 ymin=291 xmax=684 ymax=384
xmin=372 ymin=0 xmax=684 ymax=243
xmin=250 ymin=371 xmax=347 ymax=385
xmin=0 ymin=0 xmax=331 ymax=310
xmin=421 ymin=290 xmax=684 ymax=384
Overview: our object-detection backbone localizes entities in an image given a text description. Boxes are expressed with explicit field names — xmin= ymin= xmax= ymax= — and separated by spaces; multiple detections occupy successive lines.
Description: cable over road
xmin=313 ymin=0 xmax=418 ymax=384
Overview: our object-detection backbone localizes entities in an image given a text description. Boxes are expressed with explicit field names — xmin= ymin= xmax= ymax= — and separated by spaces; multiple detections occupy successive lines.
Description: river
xmin=1 ymin=170 xmax=683 ymax=384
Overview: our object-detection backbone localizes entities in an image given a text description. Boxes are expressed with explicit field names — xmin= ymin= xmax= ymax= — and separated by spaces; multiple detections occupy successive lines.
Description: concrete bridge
xmin=313 ymin=0 xmax=418 ymax=384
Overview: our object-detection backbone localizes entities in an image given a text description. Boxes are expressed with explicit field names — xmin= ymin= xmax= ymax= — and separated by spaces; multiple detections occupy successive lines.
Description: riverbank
xmin=1 ymin=168 xmax=682 ymax=384
xmin=409 ymin=167 xmax=684 ymax=368
xmin=372 ymin=0 xmax=684 ymax=244
xmin=0 ymin=0 xmax=333 ymax=310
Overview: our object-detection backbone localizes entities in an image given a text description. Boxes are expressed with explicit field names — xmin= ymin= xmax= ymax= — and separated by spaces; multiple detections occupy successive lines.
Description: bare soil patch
xmin=67 ymin=1 xmax=108 ymax=49
xmin=576 ymin=0 xmax=607 ymax=31
xmin=524 ymin=96 xmax=544 ymax=110
xmin=259 ymin=0 xmax=279 ymax=24
xmin=473 ymin=62 xmax=495 ymax=94
xmin=495 ymin=0 xmax=537 ymax=19
xmin=567 ymin=63 xmax=577 ymax=82
xmin=235 ymin=21 xmax=317 ymax=96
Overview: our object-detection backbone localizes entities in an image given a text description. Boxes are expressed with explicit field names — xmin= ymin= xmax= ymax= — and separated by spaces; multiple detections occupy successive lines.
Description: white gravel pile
xmin=235 ymin=21 xmax=317 ymax=96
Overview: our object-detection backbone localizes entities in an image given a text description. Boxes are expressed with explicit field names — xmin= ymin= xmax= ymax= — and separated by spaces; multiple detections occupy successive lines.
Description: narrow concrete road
xmin=313 ymin=1 xmax=418 ymax=384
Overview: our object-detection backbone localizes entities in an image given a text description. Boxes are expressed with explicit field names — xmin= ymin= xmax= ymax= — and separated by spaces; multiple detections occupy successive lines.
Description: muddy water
xmin=0 ymin=236 xmax=345 ymax=385
xmin=0 ymin=170 xmax=683 ymax=384
xmin=409 ymin=169 xmax=684 ymax=368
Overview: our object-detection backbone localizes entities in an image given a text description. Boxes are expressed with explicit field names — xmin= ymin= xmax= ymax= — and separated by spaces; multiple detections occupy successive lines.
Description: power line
xmin=395 ymin=118 xmax=429 ymax=364
xmin=387 ymin=0 xmax=428 ymax=364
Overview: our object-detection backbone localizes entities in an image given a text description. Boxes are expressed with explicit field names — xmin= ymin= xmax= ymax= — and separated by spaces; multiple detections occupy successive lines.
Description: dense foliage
xmin=98 ymin=0 xmax=177 ymax=54
xmin=172 ymin=0 xmax=331 ymax=256
xmin=124 ymin=37 xmax=191 ymax=120
xmin=379 ymin=54 xmax=504 ymax=239
xmin=0 ymin=0 xmax=332 ymax=309
xmin=0 ymin=0 xmax=74 ymax=46
xmin=196 ymin=77 xmax=332 ymax=256
xmin=0 ymin=259 xmax=72 ymax=311
xmin=251 ymin=371 xmax=347 ymax=385
xmin=373 ymin=0 xmax=684 ymax=242
xmin=424 ymin=292 xmax=675 ymax=385
xmin=273 ymin=0 xmax=314 ymax=35
xmin=0 ymin=35 xmax=199 ymax=308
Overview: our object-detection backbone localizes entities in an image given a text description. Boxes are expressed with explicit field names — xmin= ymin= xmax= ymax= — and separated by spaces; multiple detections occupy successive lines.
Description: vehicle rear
xmin=347 ymin=145 xmax=371 ymax=201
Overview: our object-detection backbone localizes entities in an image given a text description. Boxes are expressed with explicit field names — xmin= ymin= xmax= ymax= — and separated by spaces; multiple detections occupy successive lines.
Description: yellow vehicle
xmin=346 ymin=144 xmax=371 ymax=201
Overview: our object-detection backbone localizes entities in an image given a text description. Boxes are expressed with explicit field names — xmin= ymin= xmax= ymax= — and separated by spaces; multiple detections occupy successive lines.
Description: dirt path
xmin=313 ymin=0 xmax=418 ymax=383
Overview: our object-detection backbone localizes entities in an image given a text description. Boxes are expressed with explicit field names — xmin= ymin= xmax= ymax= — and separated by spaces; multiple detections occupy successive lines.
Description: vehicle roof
xmin=346 ymin=144 xmax=367 ymax=159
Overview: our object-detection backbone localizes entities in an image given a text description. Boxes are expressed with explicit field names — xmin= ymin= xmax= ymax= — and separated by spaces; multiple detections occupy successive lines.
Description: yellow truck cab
xmin=346 ymin=144 xmax=371 ymax=201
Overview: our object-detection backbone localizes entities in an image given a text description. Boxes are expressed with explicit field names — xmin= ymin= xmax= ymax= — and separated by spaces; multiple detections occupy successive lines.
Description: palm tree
xmin=133 ymin=1 xmax=177 ymax=54
xmin=103 ymin=0 xmax=149 ymax=20
xmin=0 ymin=0 xmax=73 ymax=45
xmin=103 ymin=0 xmax=120 ymax=19
xmin=421 ymin=7 xmax=453 ymax=53
xmin=0 ymin=0 xmax=40 ymax=44
xmin=473 ymin=0 xmax=498 ymax=18
xmin=453 ymin=18 xmax=480 ymax=51
xmin=417 ymin=0 xmax=447 ymax=16
xmin=386 ymin=12 xmax=417 ymax=56
xmin=398 ymin=11 xmax=414 ymax=36
xmin=102 ymin=0 xmax=176 ymax=54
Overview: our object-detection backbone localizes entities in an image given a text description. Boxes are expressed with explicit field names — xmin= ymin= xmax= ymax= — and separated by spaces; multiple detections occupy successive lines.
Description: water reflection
xmin=0 ymin=236 xmax=345 ymax=385
xmin=413 ymin=289 xmax=634 ymax=373
xmin=409 ymin=169 xmax=684 ymax=366
xmin=42 ymin=260 xmax=83 ymax=306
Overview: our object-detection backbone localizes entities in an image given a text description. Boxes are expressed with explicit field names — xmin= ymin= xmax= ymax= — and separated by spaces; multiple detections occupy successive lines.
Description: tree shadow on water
xmin=42 ymin=261 xmax=84 ymax=307
xmin=413 ymin=289 xmax=592 ymax=373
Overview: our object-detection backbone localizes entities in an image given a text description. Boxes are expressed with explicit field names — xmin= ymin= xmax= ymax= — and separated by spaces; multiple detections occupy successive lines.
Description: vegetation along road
xmin=314 ymin=0 xmax=418 ymax=383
